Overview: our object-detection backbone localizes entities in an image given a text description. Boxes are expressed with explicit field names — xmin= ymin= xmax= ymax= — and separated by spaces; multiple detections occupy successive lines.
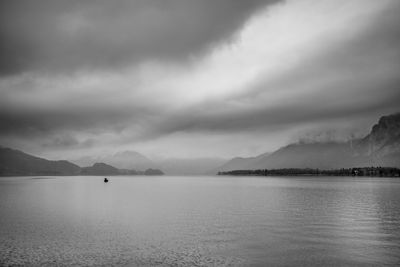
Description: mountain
xmin=74 ymin=153 xmax=227 ymax=175
xmin=80 ymin=163 xmax=120 ymax=175
xmin=80 ymin=164 xmax=164 ymax=176
xmin=216 ymin=113 xmax=400 ymax=172
xmin=0 ymin=147 xmax=164 ymax=176
xmin=251 ymin=142 xmax=364 ymax=169
xmin=105 ymin=151 xmax=156 ymax=170
xmin=0 ymin=147 xmax=81 ymax=176
xmin=354 ymin=112 xmax=400 ymax=166
xmin=73 ymin=150 xmax=156 ymax=171
xmin=144 ymin=168 xmax=164 ymax=175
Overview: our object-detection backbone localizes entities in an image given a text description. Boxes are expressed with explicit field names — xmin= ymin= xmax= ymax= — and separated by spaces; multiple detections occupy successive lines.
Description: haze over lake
xmin=1 ymin=176 xmax=400 ymax=266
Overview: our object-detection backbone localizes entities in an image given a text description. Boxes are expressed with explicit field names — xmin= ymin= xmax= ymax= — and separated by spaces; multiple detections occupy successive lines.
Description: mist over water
xmin=1 ymin=176 xmax=400 ymax=266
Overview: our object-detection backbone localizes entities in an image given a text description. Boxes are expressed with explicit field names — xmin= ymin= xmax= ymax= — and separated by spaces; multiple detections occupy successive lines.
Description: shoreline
xmin=218 ymin=167 xmax=400 ymax=177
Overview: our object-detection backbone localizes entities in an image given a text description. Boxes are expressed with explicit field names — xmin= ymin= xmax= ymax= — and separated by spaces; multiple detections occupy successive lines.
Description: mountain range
xmin=0 ymin=147 xmax=163 ymax=176
xmin=1 ymin=113 xmax=399 ymax=176
xmin=72 ymin=153 xmax=225 ymax=175
xmin=73 ymin=151 xmax=156 ymax=171
xmin=216 ymin=113 xmax=400 ymax=172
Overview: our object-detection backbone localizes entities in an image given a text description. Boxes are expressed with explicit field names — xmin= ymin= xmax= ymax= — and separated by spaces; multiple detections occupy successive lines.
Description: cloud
xmin=0 ymin=0 xmax=279 ymax=76
xmin=130 ymin=0 xmax=400 ymax=138
xmin=0 ymin=0 xmax=399 ymax=159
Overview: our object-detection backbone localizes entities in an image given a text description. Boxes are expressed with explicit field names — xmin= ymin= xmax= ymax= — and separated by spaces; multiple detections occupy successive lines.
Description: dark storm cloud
xmin=0 ymin=0 xmax=279 ymax=75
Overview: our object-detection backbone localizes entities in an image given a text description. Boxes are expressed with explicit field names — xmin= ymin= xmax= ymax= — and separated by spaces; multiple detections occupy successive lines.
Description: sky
xmin=1 ymin=0 xmax=400 ymax=160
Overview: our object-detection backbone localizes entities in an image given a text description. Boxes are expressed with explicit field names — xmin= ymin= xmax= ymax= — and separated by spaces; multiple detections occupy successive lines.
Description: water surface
xmin=1 ymin=176 xmax=400 ymax=266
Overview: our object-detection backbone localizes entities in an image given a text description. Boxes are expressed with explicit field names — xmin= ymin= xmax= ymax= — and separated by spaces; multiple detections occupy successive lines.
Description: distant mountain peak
xmin=73 ymin=150 xmax=156 ymax=171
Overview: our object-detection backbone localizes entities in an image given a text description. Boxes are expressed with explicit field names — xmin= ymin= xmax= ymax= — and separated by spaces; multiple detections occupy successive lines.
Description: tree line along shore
xmin=218 ymin=167 xmax=400 ymax=177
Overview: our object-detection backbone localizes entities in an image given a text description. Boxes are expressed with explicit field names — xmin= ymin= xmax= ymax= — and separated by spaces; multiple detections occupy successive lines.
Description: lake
xmin=1 ymin=176 xmax=400 ymax=266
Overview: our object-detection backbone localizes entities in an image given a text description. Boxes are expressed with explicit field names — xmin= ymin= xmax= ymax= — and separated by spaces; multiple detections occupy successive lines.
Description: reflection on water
xmin=1 ymin=176 xmax=400 ymax=266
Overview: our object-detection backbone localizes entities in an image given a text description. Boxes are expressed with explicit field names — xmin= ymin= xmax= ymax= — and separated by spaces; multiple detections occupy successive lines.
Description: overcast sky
xmin=1 ymin=0 xmax=399 ymax=160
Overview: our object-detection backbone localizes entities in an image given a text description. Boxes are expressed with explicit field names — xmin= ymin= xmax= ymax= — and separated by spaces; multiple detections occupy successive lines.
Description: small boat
xmin=104 ymin=178 xmax=109 ymax=183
